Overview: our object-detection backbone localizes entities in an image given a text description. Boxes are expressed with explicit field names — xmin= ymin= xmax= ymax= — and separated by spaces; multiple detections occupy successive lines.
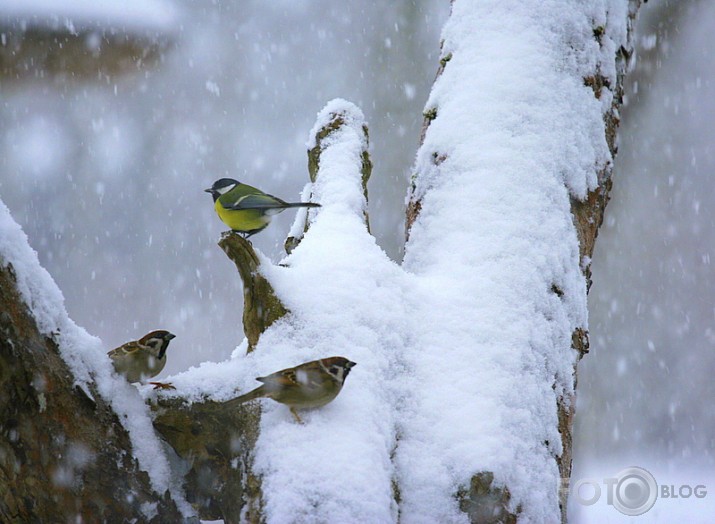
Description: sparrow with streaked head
xmin=108 ymin=330 xmax=176 ymax=390
xmin=224 ymin=356 xmax=356 ymax=423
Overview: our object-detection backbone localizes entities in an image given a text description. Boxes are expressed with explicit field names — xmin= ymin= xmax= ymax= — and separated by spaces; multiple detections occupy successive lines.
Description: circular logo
xmin=612 ymin=467 xmax=658 ymax=516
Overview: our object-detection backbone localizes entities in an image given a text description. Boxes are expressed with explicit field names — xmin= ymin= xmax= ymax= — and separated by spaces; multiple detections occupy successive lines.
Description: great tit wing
xmin=222 ymin=193 xmax=287 ymax=211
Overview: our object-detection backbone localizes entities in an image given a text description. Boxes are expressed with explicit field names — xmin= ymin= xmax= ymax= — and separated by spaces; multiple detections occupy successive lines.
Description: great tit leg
xmin=233 ymin=230 xmax=251 ymax=242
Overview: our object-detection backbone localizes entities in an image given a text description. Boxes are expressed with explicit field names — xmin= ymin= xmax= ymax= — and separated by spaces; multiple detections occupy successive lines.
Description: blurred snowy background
xmin=570 ymin=0 xmax=715 ymax=521
xmin=0 ymin=0 xmax=713 ymax=521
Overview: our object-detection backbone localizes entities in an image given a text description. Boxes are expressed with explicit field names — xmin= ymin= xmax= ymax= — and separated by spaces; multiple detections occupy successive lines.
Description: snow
xmin=286 ymin=183 xmax=318 ymax=243
xmin=255 ymin=101 xmax=402 ymax=522
xmin=0 ymin=200 xmax=193 ymax=519
xmin=0 ymin=0 xmax=177 ymax=33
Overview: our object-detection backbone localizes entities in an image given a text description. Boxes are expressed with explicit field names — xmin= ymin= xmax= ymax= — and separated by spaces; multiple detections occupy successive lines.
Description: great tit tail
xmin=281 ymin=202 xmax=321 ymax=209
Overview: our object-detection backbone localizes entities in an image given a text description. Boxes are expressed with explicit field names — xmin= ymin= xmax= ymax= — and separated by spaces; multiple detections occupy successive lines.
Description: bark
xmin=151 ymin=396 xmax=261 ymax=524
xmin=219 ymin=233 xmax=288 ymax=352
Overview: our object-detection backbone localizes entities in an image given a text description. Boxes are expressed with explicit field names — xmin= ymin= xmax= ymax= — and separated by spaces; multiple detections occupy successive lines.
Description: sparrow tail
xmin=223 ymin=385 xmax=267 ymax=408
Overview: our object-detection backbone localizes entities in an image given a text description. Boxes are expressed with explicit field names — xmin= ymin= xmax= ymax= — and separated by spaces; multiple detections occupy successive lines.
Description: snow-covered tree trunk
xmin=402 ymin=0 xmax=640 ymax=520
xmin=0 ymin=1 xmax=642 ymax=523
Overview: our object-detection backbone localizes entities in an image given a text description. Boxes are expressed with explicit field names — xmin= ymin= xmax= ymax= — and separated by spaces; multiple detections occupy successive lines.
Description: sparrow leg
xmin=149 ymin=381 xmax=176 ymax=391
xmin=289 ymin=407 xmax=304 ymax=424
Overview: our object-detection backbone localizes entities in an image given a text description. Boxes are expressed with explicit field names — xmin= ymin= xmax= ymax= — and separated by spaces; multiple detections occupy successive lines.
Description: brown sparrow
xmin=108 ymin=330 xmax=176 ymax=390
xmin=225 ymin=356 xmax=356 ymax=423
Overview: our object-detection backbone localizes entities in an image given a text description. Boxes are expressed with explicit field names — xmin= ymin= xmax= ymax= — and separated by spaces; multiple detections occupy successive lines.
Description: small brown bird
xmin=108 ymin=330 xmax=176 ymax=390
xmin=225 ymin=356 xmax=356 ymax=423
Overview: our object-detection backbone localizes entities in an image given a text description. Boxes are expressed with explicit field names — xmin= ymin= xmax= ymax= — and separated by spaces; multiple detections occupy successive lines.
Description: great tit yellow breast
xmin=214 ymin=199 xmax=271 ymax=232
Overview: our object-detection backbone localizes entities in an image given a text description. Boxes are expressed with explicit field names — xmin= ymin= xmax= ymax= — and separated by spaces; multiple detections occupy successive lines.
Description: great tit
xmin=205 ymin=178 xmax=320 ymax=238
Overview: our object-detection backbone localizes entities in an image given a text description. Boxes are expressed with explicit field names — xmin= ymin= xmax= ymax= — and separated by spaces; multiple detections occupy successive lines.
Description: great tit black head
xmin=204 ymin=178 xmax=240 ymax=201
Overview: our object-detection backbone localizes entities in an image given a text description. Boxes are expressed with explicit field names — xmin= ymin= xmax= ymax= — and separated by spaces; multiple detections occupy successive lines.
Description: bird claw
xmin=149 ymin=381 xmax=176 ymax=391
xmin=289 ymin=407 xmax=304 ymax=424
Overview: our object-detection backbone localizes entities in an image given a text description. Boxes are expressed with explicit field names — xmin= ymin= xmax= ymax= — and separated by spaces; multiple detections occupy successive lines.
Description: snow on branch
xmin=286 ymin=98 xmax=372 ymax=253
xmin=219 ymin=233 xmax=288 ymax=352
xmin=243 ymin=99 xmax=400 ymax=522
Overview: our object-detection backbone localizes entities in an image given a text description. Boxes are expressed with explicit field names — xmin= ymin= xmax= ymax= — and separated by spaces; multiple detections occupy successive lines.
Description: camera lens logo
xmin=612 ymin=467 xmax=658 ymax=516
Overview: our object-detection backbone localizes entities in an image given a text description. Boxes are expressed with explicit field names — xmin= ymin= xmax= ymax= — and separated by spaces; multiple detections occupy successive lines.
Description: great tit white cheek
xmin=217 ymin=184 xmax=236 ymax=195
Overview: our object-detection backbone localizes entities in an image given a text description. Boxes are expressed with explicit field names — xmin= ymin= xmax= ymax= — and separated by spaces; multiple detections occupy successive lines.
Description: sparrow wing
xmin=256 ymin=368 xmax=299 ymax=387
xmin=107 ymin=340 xmax=142 ymax=357
xmin=257 ymin=361 xmax=329 ymax=391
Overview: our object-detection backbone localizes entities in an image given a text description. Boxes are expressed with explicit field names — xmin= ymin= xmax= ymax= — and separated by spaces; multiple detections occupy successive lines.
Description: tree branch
xmin=151 ymin=396 xmax=261 ymax=524
xmin=218 ymin=233 xmax=288 ymax=352
xmin=557 ymin=5 xmax=642 ymax=520
xmin=402 ymin=2 xmax=644 ymax=522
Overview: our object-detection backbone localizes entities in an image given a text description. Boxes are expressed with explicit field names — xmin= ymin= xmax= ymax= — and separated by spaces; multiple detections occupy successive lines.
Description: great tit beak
xmin=204 ymin=188 xmax=213 ymax=193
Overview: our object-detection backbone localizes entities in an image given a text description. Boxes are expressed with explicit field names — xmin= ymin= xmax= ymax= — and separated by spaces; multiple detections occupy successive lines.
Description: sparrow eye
xmin=330 ymin=366 xmax=340 ymax=375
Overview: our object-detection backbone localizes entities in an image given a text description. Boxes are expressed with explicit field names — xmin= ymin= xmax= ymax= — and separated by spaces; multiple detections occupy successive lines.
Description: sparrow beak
xmin=346 ymin=361 xmax=357 ymax=368
xmin=166 ymin=333 xmax=176 ymax=340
